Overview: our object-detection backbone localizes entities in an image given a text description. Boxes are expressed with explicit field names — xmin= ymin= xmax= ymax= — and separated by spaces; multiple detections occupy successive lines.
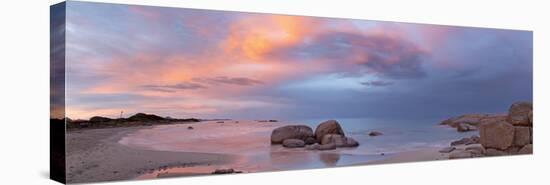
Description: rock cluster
xmin=270 ymin=120 xmax=359 ymax=150
xmin=443 ymin=102 xmax=533 ymax=159
xmin=481 ymin=102 xmax=533 ymax=156
xmin=440 ymin=113 xmax=506 ymax=132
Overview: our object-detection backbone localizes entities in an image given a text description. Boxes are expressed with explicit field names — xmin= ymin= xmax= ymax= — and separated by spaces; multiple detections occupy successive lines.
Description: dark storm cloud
xmin=260 ymin=29 xmax=533 ymax=120
xmin=272 ymin=32 xmax=428 ymax=79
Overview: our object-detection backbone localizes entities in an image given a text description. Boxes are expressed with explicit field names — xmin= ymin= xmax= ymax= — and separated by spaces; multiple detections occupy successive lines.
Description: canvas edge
xmin=50 ymin=1 xmax=67 ymax=184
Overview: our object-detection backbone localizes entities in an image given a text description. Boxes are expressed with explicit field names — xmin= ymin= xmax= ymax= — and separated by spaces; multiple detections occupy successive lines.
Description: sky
xmin=57 ymin=1 xmax=533 ymax=120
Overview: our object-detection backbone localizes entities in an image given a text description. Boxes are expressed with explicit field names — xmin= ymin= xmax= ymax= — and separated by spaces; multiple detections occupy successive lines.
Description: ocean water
xmin=296 ymin=118 xmax=476 ymax=154
xmin=120 ymin=118 xmax=475 ymax=178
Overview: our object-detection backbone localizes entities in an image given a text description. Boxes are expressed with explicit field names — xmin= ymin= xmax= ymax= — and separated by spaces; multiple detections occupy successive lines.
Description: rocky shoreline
xmin=64 ymin=101 xmax=533 ymax=182
xmin=439 ymin=101 xmax=533 ymax=159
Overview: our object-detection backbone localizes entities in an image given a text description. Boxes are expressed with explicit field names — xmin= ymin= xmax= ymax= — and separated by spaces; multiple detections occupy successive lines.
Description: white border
xmin=1 ymin=0 xmax=548 ymax=185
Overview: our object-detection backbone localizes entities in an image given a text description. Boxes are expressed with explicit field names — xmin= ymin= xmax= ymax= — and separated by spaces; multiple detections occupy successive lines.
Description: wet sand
xmin=367 ymin=148 xmax=450 ymax=165
xmin=122 ymin=120 xmax=388 ymax=179
xmin=366 ymin=143 xmax=492 ymax=165
xmin=66 ymin=120 xmax=461 ymax=182
xmin=66 ymin=125 xmax=234 ymax=183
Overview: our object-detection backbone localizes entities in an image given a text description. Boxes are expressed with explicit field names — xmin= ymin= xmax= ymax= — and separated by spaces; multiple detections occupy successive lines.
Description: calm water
xmin=297 ymin=118 xmax=476 ymax=154
xmin=120 ymin=118 xmax=475 ymax=179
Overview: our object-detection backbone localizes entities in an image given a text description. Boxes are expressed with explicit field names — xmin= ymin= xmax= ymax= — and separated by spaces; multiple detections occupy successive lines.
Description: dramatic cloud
xmin=221 ymin=15 xmax=320 ymax=61
xmin=272 ymin=31 xmax=428 ymax=79
xmin=62 ymin=1 xmax=532 ymax=120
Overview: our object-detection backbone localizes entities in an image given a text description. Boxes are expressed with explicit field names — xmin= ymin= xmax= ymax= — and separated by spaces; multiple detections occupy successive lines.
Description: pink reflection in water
xmin=120 ymin=120 xmax=385 ymax=179
xmin=120 ymin=120 xmax=282 ymax=155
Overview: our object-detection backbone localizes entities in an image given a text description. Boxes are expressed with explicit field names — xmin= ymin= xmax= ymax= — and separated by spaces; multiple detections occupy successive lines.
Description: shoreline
xmin=65 ymin=118 xmax=527 ymax=182
xmin=65 ymin=122 xmax=458 ymax=182
xmin=66 ymin=125 xmax=235 ymax=183
xmin=365 ymin=148 xmax=450 ymax=165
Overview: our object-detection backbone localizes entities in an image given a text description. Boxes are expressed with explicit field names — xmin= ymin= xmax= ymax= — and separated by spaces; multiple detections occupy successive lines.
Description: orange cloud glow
xmin=222 ymin=15 xmax=319 ymax=61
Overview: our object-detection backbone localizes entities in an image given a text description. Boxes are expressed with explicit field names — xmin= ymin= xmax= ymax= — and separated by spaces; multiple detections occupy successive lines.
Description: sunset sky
xmin=59 ymin=2 xmax=532 ymax=120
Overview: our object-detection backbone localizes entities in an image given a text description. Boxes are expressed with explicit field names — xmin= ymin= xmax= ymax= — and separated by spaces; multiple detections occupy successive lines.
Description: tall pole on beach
xmin=120 ymin=111 xmax=123 ymax=119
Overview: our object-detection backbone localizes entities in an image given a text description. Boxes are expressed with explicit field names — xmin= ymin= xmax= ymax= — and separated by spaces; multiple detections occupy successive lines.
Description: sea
xmin=119 ymin=118 xmax=475 ymax=179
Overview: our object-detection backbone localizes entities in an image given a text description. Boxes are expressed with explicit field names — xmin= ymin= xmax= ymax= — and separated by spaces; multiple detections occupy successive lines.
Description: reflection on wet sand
xmin=136 ymin=150 xmax=385 ymax=179
xmin=122 ymin=121 xmax=387 ymax=179
xmin=320 ymin=153 xmax=341 ymax=166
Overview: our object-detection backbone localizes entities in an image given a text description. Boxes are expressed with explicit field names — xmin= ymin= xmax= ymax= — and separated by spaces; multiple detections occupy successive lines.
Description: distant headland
xmin=51 ymin=113 xmax=202 ymax=130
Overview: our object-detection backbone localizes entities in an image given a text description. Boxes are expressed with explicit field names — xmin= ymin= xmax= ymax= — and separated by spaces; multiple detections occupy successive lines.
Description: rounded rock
xmin=314 ymin=120 xmax=345 ymax=143
xmin=271 ymin=125 xmax=314 ymax=144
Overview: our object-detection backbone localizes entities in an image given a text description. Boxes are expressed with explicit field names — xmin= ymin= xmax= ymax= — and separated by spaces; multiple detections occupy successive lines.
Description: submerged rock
xmin=368 ymin=131 xmax=383 ymax=136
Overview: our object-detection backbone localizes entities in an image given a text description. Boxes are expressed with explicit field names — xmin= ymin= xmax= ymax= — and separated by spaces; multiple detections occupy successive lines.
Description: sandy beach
xmin=64 ymin=114 xmax=533 ymax=183
xmin=366 ymin=148 xmax=449 ymax=165
xmin=65 ymin=120 xmax=469 ymax=183
xmin=65 ymin=124 xmax=234 ymax=183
